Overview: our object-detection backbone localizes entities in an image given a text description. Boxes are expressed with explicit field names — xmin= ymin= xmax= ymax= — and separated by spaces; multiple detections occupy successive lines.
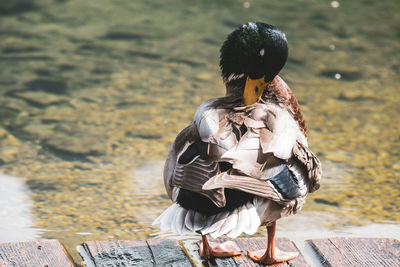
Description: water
xmin=0 ymin=0 xmax=399 ymax=264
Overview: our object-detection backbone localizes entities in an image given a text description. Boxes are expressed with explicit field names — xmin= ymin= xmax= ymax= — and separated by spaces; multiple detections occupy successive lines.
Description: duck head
xmin=220 ymin=22 xmax=288 ymax=105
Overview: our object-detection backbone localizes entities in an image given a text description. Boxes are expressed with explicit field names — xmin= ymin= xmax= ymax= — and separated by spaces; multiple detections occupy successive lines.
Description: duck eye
xmin=255 ymin=86 xmax=259 ymax=93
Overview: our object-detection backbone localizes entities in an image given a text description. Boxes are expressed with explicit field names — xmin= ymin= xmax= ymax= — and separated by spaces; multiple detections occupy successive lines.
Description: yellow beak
xmin=243 ymin=77 xmax=269 ymax=105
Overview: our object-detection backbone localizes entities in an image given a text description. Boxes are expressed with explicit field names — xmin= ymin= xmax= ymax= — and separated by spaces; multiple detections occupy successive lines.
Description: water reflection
xmin=130 ymin=161 xmax=164 ymax=197
xmin=129 ymin=161 xmax=165 ymax=225
xmin=0 ymin=172 xmax=42 ymax=242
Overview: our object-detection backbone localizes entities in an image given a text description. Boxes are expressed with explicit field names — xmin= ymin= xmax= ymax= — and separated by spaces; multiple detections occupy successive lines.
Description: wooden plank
xmin=0 ymin=239 xmax=74 ymax=267
xmin=199 ymin=237 xmax=308 ymax=267
xmin=308 ymin=237 xmax=400 ymax=267
xmin=81 ymin=240 xmax=154 ymax=267
xmin=81 ymin=239 xmax=193 ymax=267
xmin=147 ymin=239 xmax=194 ymax=266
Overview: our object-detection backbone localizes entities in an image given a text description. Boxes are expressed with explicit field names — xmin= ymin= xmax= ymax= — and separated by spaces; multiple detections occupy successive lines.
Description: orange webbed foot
xmin=199 ymin=240 xmax=242 ymax=259
xmin=247 ymin=247 xmax=299 ymax=265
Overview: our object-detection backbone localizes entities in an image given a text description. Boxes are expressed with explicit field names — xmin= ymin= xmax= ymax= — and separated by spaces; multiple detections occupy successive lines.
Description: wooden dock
xmin=0 ymin=237 xmax=399 ymax=266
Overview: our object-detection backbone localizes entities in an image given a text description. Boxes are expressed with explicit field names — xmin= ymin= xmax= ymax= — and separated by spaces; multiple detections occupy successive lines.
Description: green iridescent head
xmin=220 ymin=22 xmax=288 ymax=83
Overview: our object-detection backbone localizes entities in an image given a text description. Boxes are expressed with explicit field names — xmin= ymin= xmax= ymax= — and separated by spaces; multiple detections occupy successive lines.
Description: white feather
xmin=192 ymin=211 xmax=206 ymax=231
xmin=227 ymin=205 xmax=249 ymax=238
xmin=215 ymin=133 xmax=238 ymax=152
xmin=232 ymin=160 xmax=262 ymax=178
xmin=184 ymin=209 xmax=195 ymax=231
xmin=244 ymin=202 xmax=261 ymax=235
xmin=173 ymin=206 xmax=190 ymax=234
xmin=215 ymin=211 xmax=238 ymax=237
xmin=259 ymin=104 xmax=307 ymax=159
xmin=193 ymin=100 xmax=238 ymax=153
xmin=222 ymin=134 xmax=259 ymax=164
xmin=171 ymin=187 xmax=180 ymax=202
xmin=203 ymin=211 xmax=230 ymax=238
xmin=157 ymin=203 xmax=179 ymax=232
xmin=236 ymin=134 xmax=260 ymax=150
xmin=194 ymin=101 xmax=219 ymax=143
xmin=254 ymin=196 xmax=269 ymax=220
xmin=222 ymin=147 xmax=258 ymax=164
xmin=171 ymin=205 xmax=182 ymax=234
xmin=199 ymin=214 xmax=217 ymax=235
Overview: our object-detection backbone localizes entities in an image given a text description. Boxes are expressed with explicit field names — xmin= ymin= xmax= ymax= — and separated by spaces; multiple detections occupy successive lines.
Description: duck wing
xmin=164 ymin=98 xmax=240 ymax=207
xmin=164 ymin=123 xmax=226 ymax=207
xmin=292 ymin=140 xmax=322 ymax=193
xmin=203 ymin=102 xmax=321 ymax=204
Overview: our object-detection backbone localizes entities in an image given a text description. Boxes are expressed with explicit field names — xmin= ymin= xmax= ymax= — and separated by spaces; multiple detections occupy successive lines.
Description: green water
xmin=0 ymin=0 xmax=399 ymax=263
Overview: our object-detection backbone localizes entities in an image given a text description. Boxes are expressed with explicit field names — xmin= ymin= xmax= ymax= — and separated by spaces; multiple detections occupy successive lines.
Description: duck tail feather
xmin=184 ymin=209 xmax=195 ymax=231
xmin=244 ymin=202 xmax=261 ymax=235
xmin=156 ymin=203 xmax=179 ymax=232
xmin=173 ymin=206 xmax=190 ymax=234
xmin=198 ymin=201 xmax=261 ymax=239
xmin=227 ymin=205 xmax=249 ymax=238
xmin=199 ymin=214 xmax=217 ymax=235
xmin=201 ymin=211 xmax=229 ymax=237
xmin=193 ymin=211 xmax=206 ymax=231
xmin=214 ymin=211 xmax=239 ymax=237
xmin=254 ymin=196 xmax=269 ymax=217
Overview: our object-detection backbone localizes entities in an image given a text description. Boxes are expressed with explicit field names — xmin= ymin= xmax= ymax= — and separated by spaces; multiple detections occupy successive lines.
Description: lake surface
xmin=0 ymin=0 xmax=399 ymax=263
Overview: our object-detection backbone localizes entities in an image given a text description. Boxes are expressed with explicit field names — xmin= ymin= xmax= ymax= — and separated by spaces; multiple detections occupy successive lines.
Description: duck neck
xmin=225 ymin=76 xmax=246 ymax=97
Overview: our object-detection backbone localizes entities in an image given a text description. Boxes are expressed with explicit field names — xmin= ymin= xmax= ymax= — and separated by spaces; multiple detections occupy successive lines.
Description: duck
xmin=153 ymin=22 xmax=322 ymax=265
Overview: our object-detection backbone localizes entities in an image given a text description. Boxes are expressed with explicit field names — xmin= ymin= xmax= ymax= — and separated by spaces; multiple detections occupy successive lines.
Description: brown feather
xmin=173 ymin=157 xmax=226 ymax=207
xmin=292 ymin=141 xmax=322 ymax=192
xmin=164 ymin=123 xmax=200 ymax=200
xmin=173 ymin=123 xmax=199 ymax=153
xmin=262 ymin=76 xmax=308 ymax=138
xmin=259 ymin=128 xmax=273 ymax=154
xmin=202 ymin=172 xmax=290 ymax=204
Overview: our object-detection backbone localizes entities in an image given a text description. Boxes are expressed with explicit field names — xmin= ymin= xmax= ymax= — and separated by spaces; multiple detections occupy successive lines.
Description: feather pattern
xmin=173 ymin=156 xmax=226 ymax=207
xmin=193 ymin=211 xmax=207 ymax=231
xmin=184 ymin=209 xmax=195 ymax=231
xmin=154 ymin=201 xmax=263 ymax=238
xmin=154 ymin=203 xmax=178 ymax=232
xmin=245 ymin=202 xmax=260 ymax=235
xmin=155 ymin=75 xmax=321 ymax=238
xmin=292 ymin=141 xmax=322 ymax=192
xmin=227 ymin=205 xmax=249 ymax=238
xmin=202 ymin=211 xmax=230 ymax=237
xmin=214 ymin=211 xmax=238 ymax=237
xmin=176 ymin=206 xmax=190 ymax=234
xmin=202 ymin=172 xmax=285 ymax=203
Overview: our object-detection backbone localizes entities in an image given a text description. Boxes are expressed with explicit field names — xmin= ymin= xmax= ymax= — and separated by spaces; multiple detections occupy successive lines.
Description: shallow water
xmin=0 ymin=0 xmax=399 ymax=263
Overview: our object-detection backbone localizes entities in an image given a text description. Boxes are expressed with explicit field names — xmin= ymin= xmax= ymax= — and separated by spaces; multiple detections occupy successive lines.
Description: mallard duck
xmin=153 ymin=22 xmax=322 ymax=265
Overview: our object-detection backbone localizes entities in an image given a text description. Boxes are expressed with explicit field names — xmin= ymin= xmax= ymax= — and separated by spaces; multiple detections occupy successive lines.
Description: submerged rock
xmin=0 ymin=106 xmax=19 ymax=124
xmin=314 ymin=198 xmax=339 ymax=207
xmin=103 ymin=31 xmax=151 ymax=41
xmin=2 ymin=45 xmax=40 ymax=54
xmin=24 ymin=78 xmax=67 ymax=94
xmin=13 ymin=91 xmax=68 ymax=107
xmin=41 ymin=132 xmax=105 ymax=161
xmin=0 ymin=1 xmax=36 ymax=15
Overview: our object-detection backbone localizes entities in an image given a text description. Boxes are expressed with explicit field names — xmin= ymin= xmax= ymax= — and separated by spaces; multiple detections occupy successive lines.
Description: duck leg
xmin=199 ymin=234 xmax=242 ymax=259
xmin=247 ymin=221 xmax=299 ymax=265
